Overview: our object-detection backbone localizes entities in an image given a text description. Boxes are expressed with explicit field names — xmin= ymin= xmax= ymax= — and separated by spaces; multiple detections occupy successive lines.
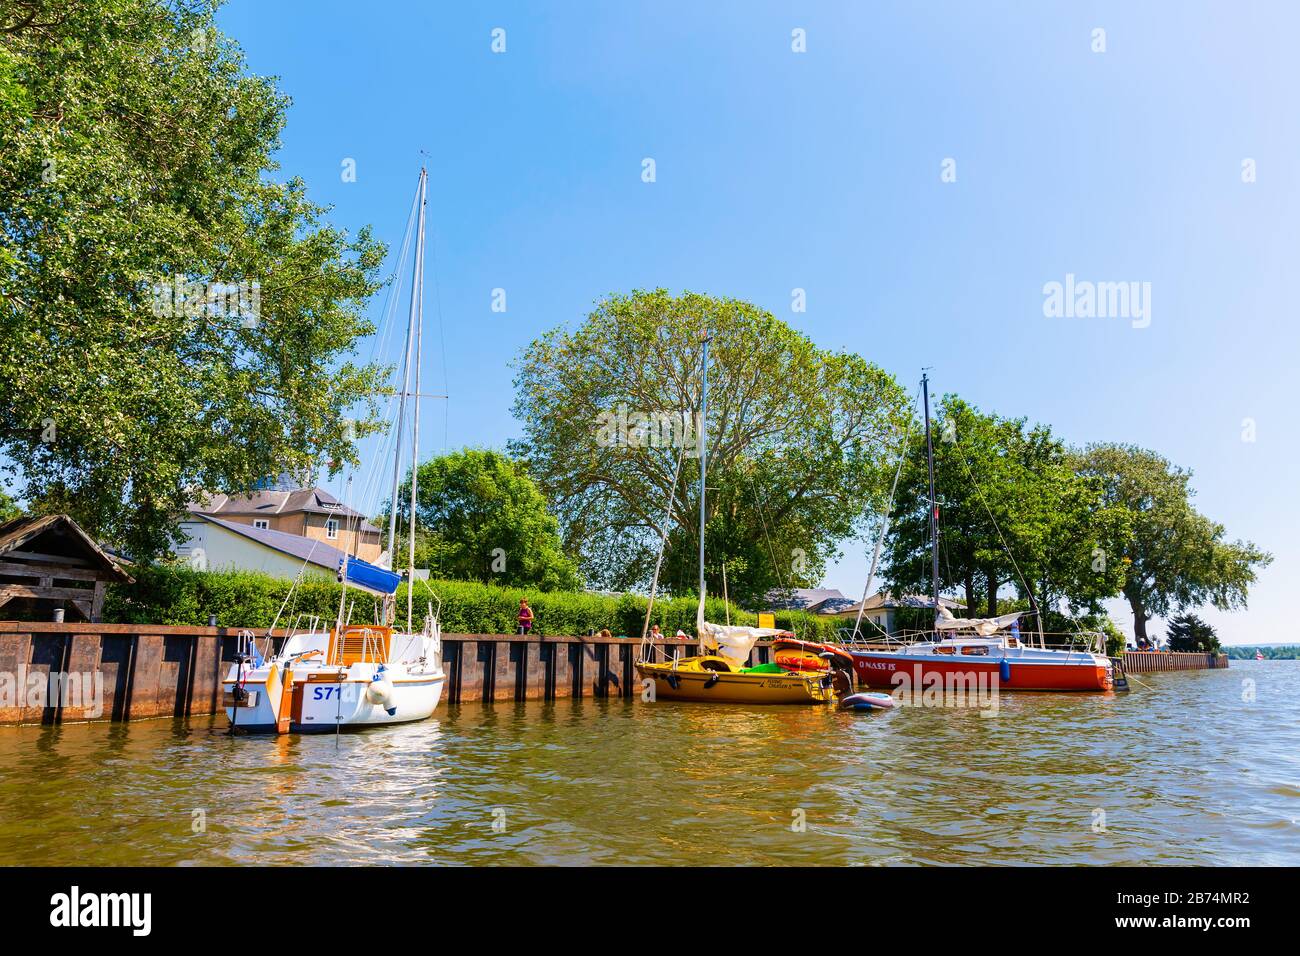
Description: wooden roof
xmin=0 ymin=515 xmax=134 ymax=583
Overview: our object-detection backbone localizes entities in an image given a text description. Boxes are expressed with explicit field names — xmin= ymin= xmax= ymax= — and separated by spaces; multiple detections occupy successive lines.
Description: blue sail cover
xmin=339 ymin=555 xmax=401 ymax=595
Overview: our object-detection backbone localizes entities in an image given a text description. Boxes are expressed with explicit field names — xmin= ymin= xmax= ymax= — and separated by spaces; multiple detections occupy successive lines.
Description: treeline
xmin=1224 ymin=645 xmax=1300 ymax=661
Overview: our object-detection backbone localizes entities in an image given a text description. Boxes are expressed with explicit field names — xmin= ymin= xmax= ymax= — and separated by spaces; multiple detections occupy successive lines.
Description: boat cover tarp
xmin=935 ymin=605 xmax=1023 ymax=636
xmin=339 ymin=555 xmax=401 ymax=595
xmin=697 ymin=602 xmax=786 ymax=667
xmin=740 ymin=662 xmax=787 ymax=675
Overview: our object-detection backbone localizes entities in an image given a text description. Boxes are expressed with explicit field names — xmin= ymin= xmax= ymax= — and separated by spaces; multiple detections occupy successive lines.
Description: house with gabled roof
xmin=764 ymin=586 xmax=965 ymax=636
xmin=186 ymin=485 xmax=383 ymax=564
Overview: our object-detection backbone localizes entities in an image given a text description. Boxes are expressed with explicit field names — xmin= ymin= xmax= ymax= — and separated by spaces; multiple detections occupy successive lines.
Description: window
xmin=253 ymin=519 xmax=269 ymax=530
xmin=326 ymin=518 xmax=339 ymax=539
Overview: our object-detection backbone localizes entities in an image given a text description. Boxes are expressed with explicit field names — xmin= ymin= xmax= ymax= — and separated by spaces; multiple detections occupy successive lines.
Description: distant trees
xmin=1165 ymin=613 xmax=1220 ymax=654
xmin=511 ymin=289 xmax=910 ymax=606
xmin=388 ymin=449 xmax=581 ymax=592
xmin=1074 ymin=445 xmax=1271 ymax=643
xmin=1225 ymin=645 xmax=1300 ymax=661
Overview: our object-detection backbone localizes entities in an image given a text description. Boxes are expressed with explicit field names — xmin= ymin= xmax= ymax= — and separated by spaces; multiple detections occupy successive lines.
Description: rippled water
xmin=0 ymin=661 xmax=1295 ymax=865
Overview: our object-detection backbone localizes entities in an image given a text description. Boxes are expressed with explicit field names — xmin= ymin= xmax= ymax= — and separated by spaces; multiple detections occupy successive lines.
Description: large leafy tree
xmin=511 ymin=289 xmax=910 ymax=605
xmin=1074 ymin=444 xmax=1271 ymax=642
xmin=883 ymin=396 xmax=1129 ymax=624
xmin=0 ymin=0 xmax=387 ymax=558
xmin=387 ymin=449 xmax=581 ymax=592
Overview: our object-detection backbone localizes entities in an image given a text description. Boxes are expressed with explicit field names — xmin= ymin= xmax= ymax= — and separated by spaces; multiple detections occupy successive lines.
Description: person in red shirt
xmin=517 ymin=599 xmax=534 ymax=635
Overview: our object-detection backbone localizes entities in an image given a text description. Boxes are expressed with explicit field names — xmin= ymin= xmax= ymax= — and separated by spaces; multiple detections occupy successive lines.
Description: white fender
xmin=366 ymin=677 xmax=396 ymax=708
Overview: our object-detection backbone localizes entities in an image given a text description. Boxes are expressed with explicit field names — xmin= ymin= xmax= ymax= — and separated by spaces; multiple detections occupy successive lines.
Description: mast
xmin=695 ymin=333 xmax=710 ymax=635
xmin=922 ymin=372 xmax=940 ymax=629
xmin=406 ymin=168 xmax=428 ymax=630
xmin=386 ymin=168 xmax=427 ymax=574
xmin=335 ymin=475 xmax=353 ymax=632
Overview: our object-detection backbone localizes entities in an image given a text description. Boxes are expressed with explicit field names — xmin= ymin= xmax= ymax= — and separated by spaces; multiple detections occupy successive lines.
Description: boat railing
xmin=837 ymin=628 xmax=1109 ymax=657
xmin=425 ymin=601 xmax=443 ymax=670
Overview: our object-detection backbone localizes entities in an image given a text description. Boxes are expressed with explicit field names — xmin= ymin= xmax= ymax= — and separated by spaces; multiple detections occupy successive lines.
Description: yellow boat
xmin=636 ymin=655 xmax=835 ymax=704
xmin=633 ymin=333 xmax=839 ymax=707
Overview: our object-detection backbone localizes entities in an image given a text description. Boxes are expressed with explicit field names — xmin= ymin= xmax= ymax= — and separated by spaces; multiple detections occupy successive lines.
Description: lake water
xmin=0 ymin=661 xmax=1295 ymax=865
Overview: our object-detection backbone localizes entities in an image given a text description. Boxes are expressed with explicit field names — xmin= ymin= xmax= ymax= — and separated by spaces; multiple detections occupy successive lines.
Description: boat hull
xmin=224 ymin=675 xmax=445 ymax=732
xmin=850 ymin=652 xmax=1111 ymax=692
xmin=636 ymin=659 xmax=833 ymax=704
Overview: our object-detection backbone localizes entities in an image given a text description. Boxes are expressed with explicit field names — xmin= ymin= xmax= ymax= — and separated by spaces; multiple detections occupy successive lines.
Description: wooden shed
xmin=0 ymin=515 xmax=133 ymax=622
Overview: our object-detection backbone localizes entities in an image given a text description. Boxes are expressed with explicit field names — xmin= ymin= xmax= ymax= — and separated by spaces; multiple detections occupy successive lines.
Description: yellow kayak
xmin=635 ymin=655 xmax=834 ymax=704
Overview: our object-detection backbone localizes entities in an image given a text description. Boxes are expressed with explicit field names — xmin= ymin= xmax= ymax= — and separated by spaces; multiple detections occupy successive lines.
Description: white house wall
xmin=176 ymin=520 xmax=334 ymax=582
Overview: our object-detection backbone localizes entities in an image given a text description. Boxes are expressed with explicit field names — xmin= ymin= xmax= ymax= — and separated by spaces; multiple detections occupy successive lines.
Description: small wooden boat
xmin=632 ymin=334 xmax=838 ymax=708
xmin=636 ymin=655 xmax=834 ymax=704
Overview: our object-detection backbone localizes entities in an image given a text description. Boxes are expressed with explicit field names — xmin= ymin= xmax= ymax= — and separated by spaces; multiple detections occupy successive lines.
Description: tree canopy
xmin=1074 ymin=444 xmax=1271 ymax=641
xmin=1165 ymin=612 xmax=1220 ymax=654
xmin=883 ymin=396 xmax=1129 ymax=624
xmin=510 ymin=289 xmax=910 ymax=606
xmin=0 ymin=0 xmax=387 ymax=558
xmin=388 ymin=449 xmax=581 ymax=592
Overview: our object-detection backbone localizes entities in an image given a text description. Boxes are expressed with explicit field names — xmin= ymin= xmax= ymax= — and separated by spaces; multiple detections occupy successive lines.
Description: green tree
xmin=510 ymin=289 xmax=910 ymax=605
xmin=0 ymin=488 xmax=21 ymax=521
xmin=883 ymin=396 xmax=1128 ymax=624
xmin=387 ymin=449 xmax=581 ymax=592
xmin=1165 ymin=612 xmax=1220 ymax=654
xmin=0 ymin=1 xmax=387 ymax=559
xmin=1074 ymin=444 xmax=1271 ymax=643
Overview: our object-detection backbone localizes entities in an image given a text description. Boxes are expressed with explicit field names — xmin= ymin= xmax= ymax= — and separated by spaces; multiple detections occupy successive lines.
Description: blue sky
xmin=213 ymin=0 xmax=1298 ymax=644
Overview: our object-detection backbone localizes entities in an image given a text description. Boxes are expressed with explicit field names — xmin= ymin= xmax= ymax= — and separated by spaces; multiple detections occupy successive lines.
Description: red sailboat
xmin=849 ymin=613 xmax=1117 ymax=692
xmin=844 ymin=373 xmax=1124 ymax=694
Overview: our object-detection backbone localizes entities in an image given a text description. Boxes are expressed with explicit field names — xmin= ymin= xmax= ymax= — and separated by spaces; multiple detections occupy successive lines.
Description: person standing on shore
xmin=518 ymin=598 xmax=534 ymax=635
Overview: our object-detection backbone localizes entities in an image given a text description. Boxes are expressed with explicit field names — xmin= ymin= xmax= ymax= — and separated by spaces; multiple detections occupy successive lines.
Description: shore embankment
xmin=0 ymin=622 xmax=1226 ymax=726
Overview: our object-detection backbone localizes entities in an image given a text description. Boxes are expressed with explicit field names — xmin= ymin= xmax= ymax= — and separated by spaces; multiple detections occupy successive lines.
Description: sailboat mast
xmin=335 ymin=475 xmax=353 ymax=632
xmin=922 ymin=373 xmax=940 ymax=628
xmin=386 ymin=168 xmax=427 ymax=574
xmin=697 ymin=334 xmax=710 ymax=614
xmin=406 ymin=168 xmax=428 ymax=630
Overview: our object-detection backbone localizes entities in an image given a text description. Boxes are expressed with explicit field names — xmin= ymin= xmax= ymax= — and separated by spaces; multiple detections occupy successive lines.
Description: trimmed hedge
xmin=104 ymin=565 xmax=842 ymax=641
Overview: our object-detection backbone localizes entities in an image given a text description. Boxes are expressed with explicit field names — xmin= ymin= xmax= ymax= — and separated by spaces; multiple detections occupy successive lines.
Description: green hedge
xmin=104 ymin=565 xmax=842 ymax=641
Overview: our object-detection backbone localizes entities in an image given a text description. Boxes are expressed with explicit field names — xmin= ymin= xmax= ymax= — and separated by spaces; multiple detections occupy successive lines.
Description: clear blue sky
xmin=214 ymin=0 xmax=1297 ymax=645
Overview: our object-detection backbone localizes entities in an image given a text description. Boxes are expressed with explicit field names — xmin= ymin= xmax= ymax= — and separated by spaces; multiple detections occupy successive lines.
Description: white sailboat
xmin=222 ymin=167 xmax=447 ymax=733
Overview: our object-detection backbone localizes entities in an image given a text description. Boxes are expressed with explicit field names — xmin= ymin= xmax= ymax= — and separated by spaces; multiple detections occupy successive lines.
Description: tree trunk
xmin=964 ymin=574 xmax=976 ymax=619
xmin=1128 ymin=593 xmax=1148 ymax=643
xmin=985 ymin=568 xmax=999 ymax=617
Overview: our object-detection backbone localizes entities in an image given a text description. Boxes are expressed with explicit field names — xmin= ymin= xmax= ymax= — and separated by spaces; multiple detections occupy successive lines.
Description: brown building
xmin=187 ymin=486 xmax=384 ymax=564
xmin=0 ymin=514 xmax=133 ymax=622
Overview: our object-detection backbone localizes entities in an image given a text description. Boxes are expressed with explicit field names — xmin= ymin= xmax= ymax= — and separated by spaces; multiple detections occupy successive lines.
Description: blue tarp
xmin=339 ymin=555 xmax=401 ymax=595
